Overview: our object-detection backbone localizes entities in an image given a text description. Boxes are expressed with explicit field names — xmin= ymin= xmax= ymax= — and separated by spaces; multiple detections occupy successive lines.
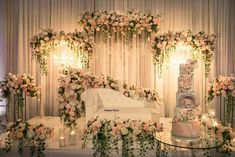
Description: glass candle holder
xmin=59 ymin=128 xmax=66 ymax=147
xmin=70 ymin=129 xmax=76 ymax=145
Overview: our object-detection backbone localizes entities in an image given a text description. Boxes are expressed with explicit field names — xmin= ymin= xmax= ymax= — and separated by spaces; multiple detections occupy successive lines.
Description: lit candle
xmin=59 ymin=136 xmax=65 ymax=147
xmin=70 ymin=130 xmax=76 ymax=145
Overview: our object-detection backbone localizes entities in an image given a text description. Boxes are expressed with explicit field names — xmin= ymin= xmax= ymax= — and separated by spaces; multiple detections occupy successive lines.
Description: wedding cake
xmin=171 ymin=59 xmax=200 ymax=138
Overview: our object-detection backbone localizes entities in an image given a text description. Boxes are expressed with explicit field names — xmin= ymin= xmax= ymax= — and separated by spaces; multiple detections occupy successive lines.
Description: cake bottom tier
xmin=172 ymin=120 xmax=201 ymax=138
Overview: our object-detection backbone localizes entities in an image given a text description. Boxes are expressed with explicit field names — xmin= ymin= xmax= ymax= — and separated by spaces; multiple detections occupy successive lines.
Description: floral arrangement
xmin=206 ymin=75 xmax=235 ymax=124
xmin=80 ymin=10 xmax=162 ymax=41
xmin=58 ymin=67 xmax=160 ymax=128
xmin=199 ymin=113 xmax=235 ymax=155
xmin=4 ymin=119 xmax=53 ymax=157
xmin=0 ymin=73 xmax=40 ymax=118
xmin=173 ymin=109 xmax=199 ymax=122
xmin=151 ymin=30 xmax=217 ymax=77
xmin=30 ymin=28 xmax=94 ymax=75
xmin=82 ymin=117 xmax=163 ymax=157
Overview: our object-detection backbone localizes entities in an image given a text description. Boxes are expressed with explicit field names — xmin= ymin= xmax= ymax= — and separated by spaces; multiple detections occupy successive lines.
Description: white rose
xmin=68 ymin=89 xmax=75 ymax=96
xmin=148 ymin=16 xmax=152 ymax=21
xmin=40 ymin=135 xmax=45 ymax=140
xmin=44 ymin=36 xmax=49 ymax=41
xmin=96 ymin=27 xmax=100 ymax=31
xmin=64 ymin=91 xmax=70 ymax=98
xmin=130 ymin=90 xmax=135 ymax=97
xmin=14 ymin=84 xmax=19 ymax=89
xmin=65 ymin=103 xmax=71 ymax=108
xmin=71 ymin=107 xmax=76 ymax=111
xmin=43 ymin=31 xmax=48 ymax=36
xmin=120 ymin=127 xmax=128 ymax=135
xmin=133 ymin=127 xmax=141 ymax=135
xmin=69 ymin=111 xmax=75 ymax=116
xmin=27 ymin=131 xmax=35 ymax=138
xmin=10 ymin=82 xmax=14 ymax=87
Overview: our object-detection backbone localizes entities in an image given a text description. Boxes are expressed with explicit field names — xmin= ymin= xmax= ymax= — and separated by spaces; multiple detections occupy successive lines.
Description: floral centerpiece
xmin=58 ymin=67 xmax=160 ymax=128
xmin=4 ymin=119 xmax=53 ymax=157
xmin=207 ymin=75 xmax=235 ymax=125
xmin=80 ymin=10 xmax=162 ymax=41
xmin=151 ymin=30 xmax=217 ymax=77
xmin=82 ymin=117 xmax=163 ymax=157
xmin=30 ymin=29 xmax=94 ymax=75
xmin=0 ymin=73 xmax=40 ymax=120
xmin=199 ymin=114 xmax=235 ymax=155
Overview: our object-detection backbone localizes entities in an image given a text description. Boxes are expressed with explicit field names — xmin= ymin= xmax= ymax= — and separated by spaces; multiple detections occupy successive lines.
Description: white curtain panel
xmin=0 ymin=0 xmax=234 ymax=120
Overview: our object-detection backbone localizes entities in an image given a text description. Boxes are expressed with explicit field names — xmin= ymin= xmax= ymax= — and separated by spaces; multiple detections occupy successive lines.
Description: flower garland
xmin=206 ymin=75 xmax=235 ymax=124
xmin=82 ymin=117 xmax=163 ymax=157
xmin=30 ymin=29 xmax=94 ymax=75
xmin=80 ymin=10 xmax=162 ymax=41
xmin=4 ymin=119 xmax=53 ymax=157
xmin=207 ymin=75 xmax=235 ymax=102
xmin=151 ymin=30 xmax=217 ymax=77
xmin=0 ymin=73 xmax=40 ymax=117
xmin=58 ymin=67 xmax=160 ymax=128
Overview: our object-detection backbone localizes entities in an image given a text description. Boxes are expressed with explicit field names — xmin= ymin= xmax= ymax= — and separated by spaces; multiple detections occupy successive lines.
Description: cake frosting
xmin=172 ymin=119 xmax=200 ymax=138
xmin=172 ymin=59 xmax=200 ymax=138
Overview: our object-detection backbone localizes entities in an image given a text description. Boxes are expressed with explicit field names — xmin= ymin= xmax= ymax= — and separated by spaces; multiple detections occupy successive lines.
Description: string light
xmin=170 ymin=43 xmax=192 ymax=66
xmin=52 ymin=42 xmax=82 ymax=68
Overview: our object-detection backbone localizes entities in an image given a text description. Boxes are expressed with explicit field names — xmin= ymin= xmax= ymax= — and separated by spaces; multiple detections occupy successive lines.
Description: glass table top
xmin=155 ymin=131 xmax=224 ymax=150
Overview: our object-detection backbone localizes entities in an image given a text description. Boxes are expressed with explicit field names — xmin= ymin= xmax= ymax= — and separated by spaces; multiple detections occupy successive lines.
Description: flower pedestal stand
xmin=224 ymin=95 xmax=234 ymax=128
xmin=13 ymin=94 xmax=26 ymax=121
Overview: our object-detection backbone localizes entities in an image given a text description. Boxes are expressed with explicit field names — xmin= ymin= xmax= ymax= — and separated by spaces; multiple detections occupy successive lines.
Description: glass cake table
xmin=155 ymin=131 xmax=224 ymax=157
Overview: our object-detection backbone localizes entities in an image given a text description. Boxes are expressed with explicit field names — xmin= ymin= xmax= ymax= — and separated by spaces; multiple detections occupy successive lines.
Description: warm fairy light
xmin=171 ymin=56 xmax=187 ymax=65
xmin=170 ymin=43 xmax=191 ymax=66
xmin=176 ymin=42 xmax=191 ymax=51
xmin=52 ymin=43 xmax=82 ymax=68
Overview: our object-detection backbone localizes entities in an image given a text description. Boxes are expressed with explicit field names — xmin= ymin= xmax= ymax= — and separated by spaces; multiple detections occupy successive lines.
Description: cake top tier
xmin=178 ymin=59 xmax=197 ymax=93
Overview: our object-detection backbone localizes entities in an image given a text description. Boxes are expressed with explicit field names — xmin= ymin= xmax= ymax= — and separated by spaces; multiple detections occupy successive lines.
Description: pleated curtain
xmin=0 ymin=0 xmax=234 ymax=120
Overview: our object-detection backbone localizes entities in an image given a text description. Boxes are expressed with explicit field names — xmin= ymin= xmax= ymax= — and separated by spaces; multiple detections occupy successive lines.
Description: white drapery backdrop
xmin=0 ymin=0 xmax=234 ymax=120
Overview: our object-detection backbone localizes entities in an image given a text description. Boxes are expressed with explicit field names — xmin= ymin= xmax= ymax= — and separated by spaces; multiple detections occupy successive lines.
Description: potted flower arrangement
xmin=0 ymin=73 xmax=40 ymax=120
xmin=207 ymin=75 xmax=235 ymax=125
xmin=4 ymin=119 xmax=53 ymax=157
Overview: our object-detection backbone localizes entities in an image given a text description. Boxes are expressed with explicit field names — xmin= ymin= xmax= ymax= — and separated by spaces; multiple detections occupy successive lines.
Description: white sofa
xmin=81 ymin=88 xmax=161 ymax=123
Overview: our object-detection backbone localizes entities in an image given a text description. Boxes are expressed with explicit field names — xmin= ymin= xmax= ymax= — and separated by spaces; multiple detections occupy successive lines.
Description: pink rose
xmin=157 ymin=43 xmax=162 ymax=48
xmin=221 ymin=90 xmax=226 ymax=97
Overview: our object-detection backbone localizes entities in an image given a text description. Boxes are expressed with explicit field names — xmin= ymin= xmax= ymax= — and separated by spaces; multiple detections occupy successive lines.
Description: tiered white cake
xmin=171 ymin=59 xmax=200 ymax=138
